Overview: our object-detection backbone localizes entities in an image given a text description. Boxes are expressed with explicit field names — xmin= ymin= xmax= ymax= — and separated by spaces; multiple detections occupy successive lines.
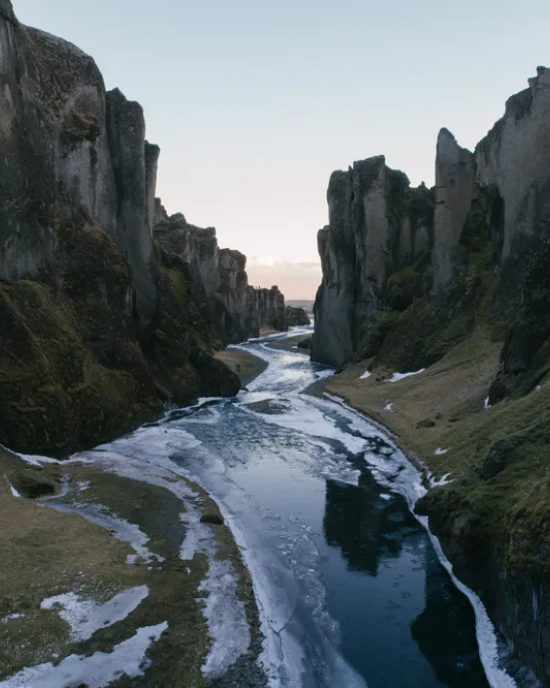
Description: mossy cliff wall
xmin=155 ymin=213 xmax=289 ymax=341
xmin=311 ymin=157 xmax=434 ymax=368
xmin=312 ymin=67 xmax=550 ymax=684
xmin=0 ymin=2 xmax=241 ymax=456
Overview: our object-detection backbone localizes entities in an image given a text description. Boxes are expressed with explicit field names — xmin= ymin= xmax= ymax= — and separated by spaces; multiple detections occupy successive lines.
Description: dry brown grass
xmin=326 ymin=330 xmax=503 ymax=476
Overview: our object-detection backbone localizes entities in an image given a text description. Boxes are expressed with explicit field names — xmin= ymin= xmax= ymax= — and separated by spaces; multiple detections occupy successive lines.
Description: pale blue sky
xmin=14 ymin=0 xmax=550 ymax=298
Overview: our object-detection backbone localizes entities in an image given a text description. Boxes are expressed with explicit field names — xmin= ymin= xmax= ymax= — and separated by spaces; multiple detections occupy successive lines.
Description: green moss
xmin=387 ymin=268 xmax=421 ymax=311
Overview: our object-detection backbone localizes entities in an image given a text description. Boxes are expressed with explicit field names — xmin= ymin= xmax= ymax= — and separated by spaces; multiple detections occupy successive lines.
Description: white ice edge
xmin=319 ymin=392 xmax=516 ymax=688
xmin=41 ymin=586 xmax=149 ymax=642
xmin=0 ymin=622 xmax=168 ymax=688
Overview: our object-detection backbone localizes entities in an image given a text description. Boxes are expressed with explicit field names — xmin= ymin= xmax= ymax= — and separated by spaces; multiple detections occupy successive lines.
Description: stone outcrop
xmin=286 ymin=305 xmax=311 ymax=327
xmin=0 ymin=2 xmax=242 ymax=455
xmin=155 ymin=214 xmax=289 ymax=341
xmin=432 ymin=129 xmax=475 ymax=291
xmin=312 ymin=67 xmax=550 ymax=685
xmin=312 ymin=157 xmax=434 ymax=367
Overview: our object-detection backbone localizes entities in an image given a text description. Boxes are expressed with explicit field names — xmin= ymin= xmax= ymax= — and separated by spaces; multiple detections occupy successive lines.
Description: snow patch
xmin=199 ymin=559 xmax=251 ymax=679
xmin=359 ymin=370 xmax=372 ymax=380
xmin=483 ymin=396 xmax=491 ymax=410
xmin=314 ymin=368 xmax=335 ymax=379
xmin=41 ymin=586 xmax=149 ymax=642
xmin=45 ymin=503 xmax=160 ymax=565
xmin=5 ymin=476 xmax=21 ymax=498
xmin=0 ymin=622 xmax=168 ymax=688
xmin=384 ymin=402 xmax=394 ymax=412
xmin=429 ymin=472 xmax=453 ymax=488
xmin=388 ymin=369 xmax=425 ymax=383
xmin=434 ymin=447 xmax=449 ymax=456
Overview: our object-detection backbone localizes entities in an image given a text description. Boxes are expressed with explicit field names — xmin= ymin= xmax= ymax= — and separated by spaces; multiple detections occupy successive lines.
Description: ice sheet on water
xmin=0 ymin=622 xmax=167 ymax=688
xmin=41 ymin=586 xmax=149 ymax=642
xmin=240 ymin=395 xmax=367 ymax=455
xmin=316 ymin=394 xmax=517 ymax=688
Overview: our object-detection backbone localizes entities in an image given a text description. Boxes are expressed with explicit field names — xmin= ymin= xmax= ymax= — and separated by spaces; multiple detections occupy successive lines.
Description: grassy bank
xmin=324 ymin=326 xmax=550 ymax=579
xmin=0 ymin=445 xmax=266 ymax=686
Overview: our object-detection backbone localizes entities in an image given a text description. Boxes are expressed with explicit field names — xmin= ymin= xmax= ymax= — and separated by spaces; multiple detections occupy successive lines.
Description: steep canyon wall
xmin=0 ymin=2 xmax=287 ymax=456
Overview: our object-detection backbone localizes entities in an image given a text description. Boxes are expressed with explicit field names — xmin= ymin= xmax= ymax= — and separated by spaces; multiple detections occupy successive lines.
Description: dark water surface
xmin=152 ymin=330 xmax=490 ymax=688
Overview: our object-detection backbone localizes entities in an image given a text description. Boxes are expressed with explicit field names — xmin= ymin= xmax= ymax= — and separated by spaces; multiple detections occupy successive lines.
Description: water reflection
xmin=322 ymin=456 xmax=489 ymax=688
xmin=411 ymin=544 xmax=488 ymax=687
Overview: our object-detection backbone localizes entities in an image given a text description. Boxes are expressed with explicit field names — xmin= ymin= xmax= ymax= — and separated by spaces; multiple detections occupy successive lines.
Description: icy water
xmin=92 ymin=329 xmax=502 ymax=687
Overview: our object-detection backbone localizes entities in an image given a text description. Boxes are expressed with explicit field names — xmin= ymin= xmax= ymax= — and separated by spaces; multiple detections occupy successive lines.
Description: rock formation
xmin=286 ymin=305 xmax=311 ymax=327
xmin=432 ymin=129 xmax=475 ymax=292
xmin=0 ymin=2 xmax=279 ymax=456
xmin=312 ymin=157 xmax=434 ymax=367
xmin=155 ymin=213 xmax=289 ymax=341
xmin=312 ymin=67 xmax=550 ymax=684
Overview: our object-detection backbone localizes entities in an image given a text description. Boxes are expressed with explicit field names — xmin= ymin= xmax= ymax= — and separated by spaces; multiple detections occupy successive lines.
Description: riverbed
xmin=81 ymin=327 xmax=517 ymax=687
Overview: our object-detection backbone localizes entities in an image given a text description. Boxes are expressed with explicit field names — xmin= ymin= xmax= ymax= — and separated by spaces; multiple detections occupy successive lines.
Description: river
xmin=98 ymin=329 xmax=498 ymax=687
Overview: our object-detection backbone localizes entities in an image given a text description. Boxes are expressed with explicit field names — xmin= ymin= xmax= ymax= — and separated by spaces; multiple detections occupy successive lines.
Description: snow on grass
xmin=388 ymin=369 xmax=425 ymax=383
xmin=359 ymin=370 xmax=372 ymax=380
xmin=45 ymin=503 xmax=161 ymax=565
xmin=434 ymin=447 xmax=449 ymax=456
xmin=70 ymin=429 xmax=253 ymax=679
xmin=199 ymin=559 xmax=251 ymax=680
xmin=429 ymin=472 xmax=453 ymax=488
xmin=2 ymin=615 xmax=24 ymax=624
xmin=5 ymin=476 xmax=21 ymax=498
xmin=41 ymin=586 xmax=149 ymax=642
xmin=179 ymin=505 xmax=213 ymax=561
xmin=483 ymin=397 xmax=491 ymax=410
xmin=0 ymin=622 xmax=168 ymax=688
xmin=383 ymin=402 xmax=394 ymax=412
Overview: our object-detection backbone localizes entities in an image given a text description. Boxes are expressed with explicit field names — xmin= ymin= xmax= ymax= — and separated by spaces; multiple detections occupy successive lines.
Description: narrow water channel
xmin=100 ymin=329 xmax=493 ymax=687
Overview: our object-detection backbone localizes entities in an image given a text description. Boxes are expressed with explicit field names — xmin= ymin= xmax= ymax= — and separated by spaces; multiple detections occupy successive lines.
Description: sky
xmin=14 ymin=0 xmax=550 ymax=299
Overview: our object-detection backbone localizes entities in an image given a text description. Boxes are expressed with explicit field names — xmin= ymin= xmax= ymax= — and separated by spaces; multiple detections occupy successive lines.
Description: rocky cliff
xmin=312 ymin=67 xmax=550 ymax=684
xmin=0 ymin=3 xmax=245 ymax=456
xmin=286 ymin=305 xmax=311 ymax=327
xmin=155 ymin=212 xmax=289 ymax=341
xmin=312 ymin=157 xmax=434 ymax=368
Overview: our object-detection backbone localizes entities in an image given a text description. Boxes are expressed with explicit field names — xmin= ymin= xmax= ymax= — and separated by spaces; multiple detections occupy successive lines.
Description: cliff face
xmin=155 ymin=215 xmax=289 ymax=341
xmin=312 ymin=67 xmax=550 ymax=684
xmin=0 ymin=3 xmax=241 ymax=455
xmin=312 ymin=157 xmax=434 ymax=367
xmin=286 ymin=305 xmax=311 ymax=327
